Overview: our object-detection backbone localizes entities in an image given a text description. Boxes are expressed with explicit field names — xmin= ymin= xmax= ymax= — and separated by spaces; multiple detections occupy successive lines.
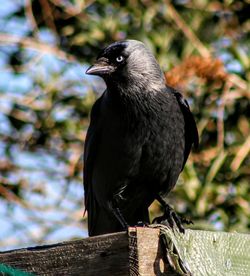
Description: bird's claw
xmin=153 ymin=204 xmax=192 ymax=234
xmin=136 ymin=221 xmax=149 ymax=227
xmin=180 ymin=216 xmax=193 ymax=225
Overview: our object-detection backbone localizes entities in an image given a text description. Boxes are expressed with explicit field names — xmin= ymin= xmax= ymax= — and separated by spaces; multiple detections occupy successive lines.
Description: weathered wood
xmin=2 ymin=227 xmax=249 ymax=275
xmin=0 ymin=232 xmax=130 ymax=276
xmin=128 ymin=227 xmax=178 ymax=276
xmin=0 ymin=227 xmax=176 ymax=276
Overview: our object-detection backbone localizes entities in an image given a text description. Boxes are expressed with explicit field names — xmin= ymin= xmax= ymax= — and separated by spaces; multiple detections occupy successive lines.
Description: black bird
xmin=84 ymin=40 xmax=198 ymax=236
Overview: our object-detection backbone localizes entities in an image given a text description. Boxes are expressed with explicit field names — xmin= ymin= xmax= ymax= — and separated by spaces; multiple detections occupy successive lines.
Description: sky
xmin=0 ymin=0 xmax=91 ymax=250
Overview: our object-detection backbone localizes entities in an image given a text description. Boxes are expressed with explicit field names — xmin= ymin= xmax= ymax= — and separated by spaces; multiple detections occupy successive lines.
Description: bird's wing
xmin=168 ymin=86 xmax=199 ymax=170
xmin=83 ymin=92 xmax=146 ymax=235
xmin=83 ymin=94 xmax=103 ymax=217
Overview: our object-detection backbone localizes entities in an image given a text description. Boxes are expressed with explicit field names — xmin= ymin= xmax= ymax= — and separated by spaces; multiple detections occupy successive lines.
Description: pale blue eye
xmin=116 ymin=56 xmax=124 ymax=62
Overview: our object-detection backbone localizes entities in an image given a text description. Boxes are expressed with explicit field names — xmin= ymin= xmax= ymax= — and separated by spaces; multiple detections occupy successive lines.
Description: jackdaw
xmin=84 ymin=40 xmax=198 ymax=236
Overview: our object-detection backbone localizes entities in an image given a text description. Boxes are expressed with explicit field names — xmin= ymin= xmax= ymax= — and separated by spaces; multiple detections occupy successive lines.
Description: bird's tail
xmin=88 ymin=198 xmax=123 ymax=236
xmin=88 ymin=200 xmax=150 ymax=236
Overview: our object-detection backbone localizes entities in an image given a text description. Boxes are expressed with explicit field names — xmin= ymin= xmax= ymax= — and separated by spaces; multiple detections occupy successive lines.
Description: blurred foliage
xmin=0 ymin=0 xmax=249 ymax=248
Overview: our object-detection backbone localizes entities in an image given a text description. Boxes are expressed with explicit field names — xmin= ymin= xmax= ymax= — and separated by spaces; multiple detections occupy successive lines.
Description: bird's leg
xmin=153 ymin=195 xmax=193 ymax=233
xmin=112 ymin=205 xmax=129 ymax=230
xmin=108 ymin=194 xmax=128 ymax=230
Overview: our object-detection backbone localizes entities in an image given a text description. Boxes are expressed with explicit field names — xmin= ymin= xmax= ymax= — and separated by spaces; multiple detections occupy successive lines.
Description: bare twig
xmin=231 ymin=135 xmax=250 ymax=172
xmin=0 ymin=33 xmax=76 ymax=62
xmin=39 ymin=0 xmax=57 ymax=32
xmin=165 ymin=0 xmax=210 ymax=58
xmin=49 ymin=0 xmax=94 ymax=16
xmin=227 ymin=73 xmax=248 ymax=91
xmin=0 ymin=181 xmax=29 ymax=208
xmin=217 ymin=81 xmax=233 ymax=149
xmin=25 ymin=0 xmax=39 ymax=35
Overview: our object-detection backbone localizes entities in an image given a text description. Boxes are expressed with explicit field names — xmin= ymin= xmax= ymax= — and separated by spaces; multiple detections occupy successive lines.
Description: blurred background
xmin=0 ymin=0 xmax=249 ymax=250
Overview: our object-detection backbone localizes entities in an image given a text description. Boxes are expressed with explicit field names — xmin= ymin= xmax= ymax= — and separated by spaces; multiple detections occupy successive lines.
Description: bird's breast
xmin=94 ymin=92 xmax=185 ymax=200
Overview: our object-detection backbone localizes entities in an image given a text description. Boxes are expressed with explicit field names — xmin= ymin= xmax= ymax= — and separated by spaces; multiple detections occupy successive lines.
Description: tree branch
xmin=0 ymin=33 xmax=76 ymax=62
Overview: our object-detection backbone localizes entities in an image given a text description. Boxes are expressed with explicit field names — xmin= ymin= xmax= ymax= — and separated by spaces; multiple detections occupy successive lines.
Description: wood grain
xmin=129 ymin=227 xmax=178 ymax=276
xmin=0 ymin=232 xmax=129 ymax=276
xmin=0 ymin=228 xmax=177 ymax=275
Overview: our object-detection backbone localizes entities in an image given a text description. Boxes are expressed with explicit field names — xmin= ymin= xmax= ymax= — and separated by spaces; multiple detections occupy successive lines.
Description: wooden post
xmin=0 ymin=231 xmax=129 ymax=276
xmin=1 ymin=227 xmax=249 ymax=275
xmin=128 ymin=227 xmax=177 ymax=275
xmin=0 ymin=227 xmax=176 ymax=276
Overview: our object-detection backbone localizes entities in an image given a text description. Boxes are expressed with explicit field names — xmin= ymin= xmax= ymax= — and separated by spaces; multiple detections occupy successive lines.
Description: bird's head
xmin=86 ymin=40 xmax=165 ymax=92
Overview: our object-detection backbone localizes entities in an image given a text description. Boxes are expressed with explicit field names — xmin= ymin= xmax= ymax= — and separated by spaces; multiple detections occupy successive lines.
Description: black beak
xmin=86 ymin=58 xmax=115 ymax=76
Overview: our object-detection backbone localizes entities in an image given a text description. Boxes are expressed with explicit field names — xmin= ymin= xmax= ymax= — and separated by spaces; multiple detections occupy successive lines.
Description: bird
xmin=84 ymin=40 xmax=198 ymax=236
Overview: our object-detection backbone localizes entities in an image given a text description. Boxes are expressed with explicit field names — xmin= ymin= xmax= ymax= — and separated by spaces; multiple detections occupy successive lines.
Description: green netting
xmin=151 ymin=225 xmax=250 ymax=276
xmin=0 ymin=263 xmax=34 ymax=276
